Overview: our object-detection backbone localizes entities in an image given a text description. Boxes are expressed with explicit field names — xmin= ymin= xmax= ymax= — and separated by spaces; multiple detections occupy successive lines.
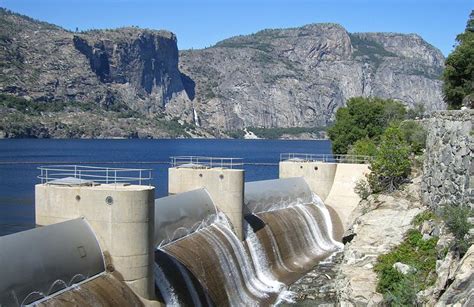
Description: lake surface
xmin=0 ymin=139 xmax=332 ymax=236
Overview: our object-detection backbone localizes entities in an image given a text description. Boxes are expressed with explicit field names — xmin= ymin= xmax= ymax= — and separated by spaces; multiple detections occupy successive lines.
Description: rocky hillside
xmin=0 ymin=8 xmax=194 ymax=120
xmin=180 ymin=24 xmax=446 ymax=131
xmin=0 ymin=9 xmax=446 ymax=137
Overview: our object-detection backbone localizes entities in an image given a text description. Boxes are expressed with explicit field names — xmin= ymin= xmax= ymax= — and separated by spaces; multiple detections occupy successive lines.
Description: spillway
xmin=154 ymin=178 xmax=342 ymax=306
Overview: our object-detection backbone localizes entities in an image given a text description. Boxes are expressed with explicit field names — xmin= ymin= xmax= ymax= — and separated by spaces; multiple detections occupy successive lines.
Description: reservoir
xmin=0 ymin=138 xmax=331 ymax=236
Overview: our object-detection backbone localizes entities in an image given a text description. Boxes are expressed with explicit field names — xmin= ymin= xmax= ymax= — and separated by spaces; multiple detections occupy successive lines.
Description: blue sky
xmin=1 ymin=0 xmax=472 ymax=56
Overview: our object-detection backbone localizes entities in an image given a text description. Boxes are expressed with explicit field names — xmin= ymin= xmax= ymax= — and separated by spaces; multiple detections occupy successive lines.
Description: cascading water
xmin=154 ymin=192 xmax=342 ymax=306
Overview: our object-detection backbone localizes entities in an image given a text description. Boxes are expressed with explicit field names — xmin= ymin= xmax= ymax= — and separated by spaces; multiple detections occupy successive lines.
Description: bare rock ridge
xmin=181 ymin=24 xmax=446 ymax=131
xmin=0 ymin=9 xmax=445 ymax=137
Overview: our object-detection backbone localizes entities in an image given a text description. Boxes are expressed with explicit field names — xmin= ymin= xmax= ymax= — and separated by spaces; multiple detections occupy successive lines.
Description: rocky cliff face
xmin=0 ymin=9 xmax=192 ymax=118
xmin=180 ymin=24 xmax=446 ymax=131
xmin=0 ymin=9 xmax=446 ymax=137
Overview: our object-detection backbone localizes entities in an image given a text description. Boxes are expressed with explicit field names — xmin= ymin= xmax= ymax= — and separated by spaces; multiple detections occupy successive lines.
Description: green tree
xmin=348 ymin=137 xmax=378 ymax=156
xmin=399 ymin=120 xmax=427 ymax=154
xmin=328 ymin=97 xmax=406 ymax=154
xmin=368 ymin=125 xmax=411 ymax=192
xmin=443 ymin=10 xmax=474 ymax=109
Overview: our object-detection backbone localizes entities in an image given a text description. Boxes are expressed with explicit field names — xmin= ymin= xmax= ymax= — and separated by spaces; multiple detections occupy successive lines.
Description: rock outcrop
xmin=180 ymin=24 xmax=446 ymax=131
xmin=435 ymin=245 xmax=474 ymax=306
xmin=335 ymin=178 xmax=424 ymax=306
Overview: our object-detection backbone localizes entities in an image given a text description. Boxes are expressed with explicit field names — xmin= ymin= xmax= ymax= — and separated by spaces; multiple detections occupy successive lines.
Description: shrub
xmin=399 ymin=120 xmax=427 ymax=154
xmin=375 ymin=229 xmax=438 ymax=305
xmin=348 ymin=137 xmax=378 ymax=156
xmin=367 ymin=125 xmax=411 ymax=192
xmin=406 ymin=103 xmax=426 ymax=119
xmin=384 ymin=274 xmax=419 ymax=306
xmin=412 ymin=210 xmax=437 ymax=226
xmin=441 ymin=204 xmax=473 ymax=256
xmin=355 ymin=178 xmax=371 ymax=200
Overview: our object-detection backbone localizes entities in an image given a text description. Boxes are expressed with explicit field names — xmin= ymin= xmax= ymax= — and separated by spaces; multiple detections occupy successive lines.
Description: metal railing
xmin=38 ymin=165 xmax=153 ymax=186
xmin=170 ymin=156 xmax=243 ymax=169
xmin=280 ymin=153 xmax=372 ymax=164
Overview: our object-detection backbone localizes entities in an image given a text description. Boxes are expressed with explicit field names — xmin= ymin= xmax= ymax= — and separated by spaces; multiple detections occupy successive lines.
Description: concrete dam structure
xmin=0 ymin=154 xmax=369 ymax=306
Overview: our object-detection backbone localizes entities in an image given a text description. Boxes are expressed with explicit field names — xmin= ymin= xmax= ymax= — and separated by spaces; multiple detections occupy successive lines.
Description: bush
xmin=328 ymin=97 xmax=406 ymax=154
xmin=399 ymin=120 xmax=427 ymax=154
xmin=406 ymin=103 xmax=426 ymax=119
xmin=348 ymin=137 xmax=378 ymax=156
xmin=355 ymin=178 xmax=371 ymax=200
xmin=412 ymin=210 xmax=438 ymax=226
xmin=375 ymin=229 xmax=438 ymax=305
xmin=441 ymin=204 xmax=473 ymax=256
xmin=384 ymin=274 xmax=419 ymax=306
xmin=367 ymin=125 xmax=411 ymax=192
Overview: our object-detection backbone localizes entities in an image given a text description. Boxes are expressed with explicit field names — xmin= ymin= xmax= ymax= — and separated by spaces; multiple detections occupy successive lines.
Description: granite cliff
xmin=0 ymin=8 xmax=192 ymax=117
xmin=180 ymin=24 xmax=446 ymax=131
xmin=0 ymin=9 xmax=446 ymax=138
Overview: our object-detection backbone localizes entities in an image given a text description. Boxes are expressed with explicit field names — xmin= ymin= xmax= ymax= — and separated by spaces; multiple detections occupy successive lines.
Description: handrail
xmin=280 ymin=153 xmax=372 ymax=164
xmin=37 ymin=165 xmax=153 ymax=186
xmin=170 ymin=156 xmax=243 ymax=169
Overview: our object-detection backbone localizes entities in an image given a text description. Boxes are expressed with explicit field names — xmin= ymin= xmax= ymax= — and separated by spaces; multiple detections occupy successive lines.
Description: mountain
xmin=180 ymin=24 xmax=445 ymax=131
xmin=0 ymin=8 xmax=192 ymax=114
xmin=0 ymin=9 xmax=445 ymax=138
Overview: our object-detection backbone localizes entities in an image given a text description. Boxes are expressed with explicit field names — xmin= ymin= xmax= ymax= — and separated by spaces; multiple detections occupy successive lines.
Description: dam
xmin=0 ymin=153 xmax=369 ymax=306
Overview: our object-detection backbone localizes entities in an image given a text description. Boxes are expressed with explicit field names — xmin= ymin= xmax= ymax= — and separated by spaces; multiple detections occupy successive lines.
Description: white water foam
xmin=154 ymin=263 xmax=180 ymax=306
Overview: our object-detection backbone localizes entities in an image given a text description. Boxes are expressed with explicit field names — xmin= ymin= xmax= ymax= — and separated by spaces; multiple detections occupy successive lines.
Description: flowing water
xmin=156 ymin=200 xmax=342 ymax=306
xmin=37 ymin=274 xmax=143 ymax=306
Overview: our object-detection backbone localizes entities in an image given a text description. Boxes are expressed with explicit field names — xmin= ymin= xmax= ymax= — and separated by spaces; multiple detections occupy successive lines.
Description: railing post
xmin=114 ymin=170 xmax=117 ymax=184
xmin=139 ymin=170 xmax=142 ymax=185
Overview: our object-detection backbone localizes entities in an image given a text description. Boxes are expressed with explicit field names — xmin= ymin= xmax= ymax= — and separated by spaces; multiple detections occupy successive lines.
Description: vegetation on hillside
xmin=375 ymin=228 xmax=438 ymax=305
xmin=375 ymin=206 xmax=472 ymax=305
xmin=367 ymin=125 xmax=412 ymax=192
xmin=350 ymin=34 xmax=397 ymax=69
xmin=441 ymin=204 xmax=473 ymax=256
xmin=329 ymin=97 xmax=428 ymax=195
xmin=0 ymin=93 xmax=199 ymax=138
xmin=327 ymin=97 xmax=406 ymax=154
xmin=443 ymin=10 xmax=474 ymax=109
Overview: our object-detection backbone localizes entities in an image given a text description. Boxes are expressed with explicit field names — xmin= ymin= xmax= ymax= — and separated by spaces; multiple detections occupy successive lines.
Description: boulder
xmin=393 ymin=262 xmax=417 ymax=275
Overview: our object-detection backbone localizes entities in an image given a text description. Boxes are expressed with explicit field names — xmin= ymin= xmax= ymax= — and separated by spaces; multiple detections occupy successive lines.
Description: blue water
xmin=0 ymin=139 xmax=332 ymax=236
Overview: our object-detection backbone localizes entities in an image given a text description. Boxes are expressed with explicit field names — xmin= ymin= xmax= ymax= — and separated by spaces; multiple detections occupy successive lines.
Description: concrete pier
xmin=36 ymin=182 xmax=155 ymax=301
xmin=279 ymin=155 xmax=370 ymax=230
xmin=168 ymin=163 xmax=244 ymax=240
xmin=280 ymin=160 xmax=336 ymax=201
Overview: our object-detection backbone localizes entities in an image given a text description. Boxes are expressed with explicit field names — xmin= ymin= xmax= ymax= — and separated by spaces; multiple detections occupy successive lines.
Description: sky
xmin=1 ymin=0 xmax=472 ymax=56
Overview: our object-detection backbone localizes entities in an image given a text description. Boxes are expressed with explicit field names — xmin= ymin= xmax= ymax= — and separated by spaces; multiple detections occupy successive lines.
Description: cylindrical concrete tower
xmin=168 ymin=166 xmax=244 ymax=240
xmin=36 ymin=182 xmax=155 ymax=300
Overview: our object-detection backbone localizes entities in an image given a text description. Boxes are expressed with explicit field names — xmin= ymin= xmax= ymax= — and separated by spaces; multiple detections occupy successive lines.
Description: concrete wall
xmin=168 ymin=167 xmax=244 ymax=240
xmin=279 ymin=161 xmax=370 ymax=230
xmin=324 ymin=163 xmax=370 ymax=230
xmin=35 ymin=183 xmax=155 ymax=301
xmin=422 ymin=110 xmax=473 ymax=210
xmin=279 ymin=161 xmax=336 ymax=201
